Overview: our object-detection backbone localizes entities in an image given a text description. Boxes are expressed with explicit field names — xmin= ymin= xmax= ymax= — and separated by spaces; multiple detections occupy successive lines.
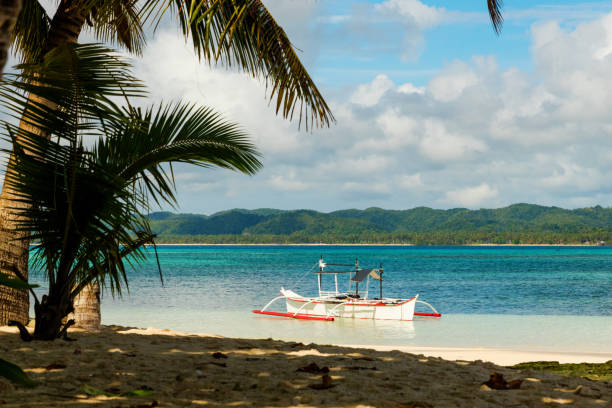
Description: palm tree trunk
xmin=68 ymin=282 xmax=100 ymax=330
xmin=0 ymin=0 xmax=21 ymax=73
xmin=0 ymin=0 xmax=26 ymax=328
xmin=0 ymin=0 xmax=86 ymax=326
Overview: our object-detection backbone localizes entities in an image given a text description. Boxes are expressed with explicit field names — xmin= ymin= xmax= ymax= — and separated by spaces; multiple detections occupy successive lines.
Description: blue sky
xmin=294 ymin=1 xmax=612 ymax=87
xmin=74 ymin=1 xmax=612 ymax=213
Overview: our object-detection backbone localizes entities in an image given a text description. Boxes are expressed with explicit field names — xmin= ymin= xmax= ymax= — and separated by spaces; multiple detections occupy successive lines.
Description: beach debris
xmin=289 ymin=342 xmax=305 ymax=348
xmin=297 ymin=362 xmax=330 ymax=374
xmin=308 ymin=374 xmax=335 ymax=390
xmin=210 ymin=362 xmax=227 ymax=368
xmin=396 ymin=402 xmax=434 ymax=408
xmin=212 ymin=352 xmax=228 ymax=359
xmin=45 ymin=363 xmax=67 ymax=371
xmin=73 ymin=346 xmax=82 ymax=355
xmin=481 ymin=372 xmax=523 ymax=390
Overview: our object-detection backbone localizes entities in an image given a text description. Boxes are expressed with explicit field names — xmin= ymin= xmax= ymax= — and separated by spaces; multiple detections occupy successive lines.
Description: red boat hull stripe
xmin=252 ymin=310 xmax=334 ymax=321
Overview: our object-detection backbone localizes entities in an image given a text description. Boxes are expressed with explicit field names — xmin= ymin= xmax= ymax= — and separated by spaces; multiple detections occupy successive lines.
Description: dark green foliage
xmin=149 ymin=204 xmax=612 ymax=244
xmin=511 ymin=361 xmax=612 ymax=381
xmin=0 ymin=358 xmax=37 ymax=387
xmin=0 ymin=273 xmax=39 ymax=290
xmin=1 ymin=44 xmax=261 ymax=339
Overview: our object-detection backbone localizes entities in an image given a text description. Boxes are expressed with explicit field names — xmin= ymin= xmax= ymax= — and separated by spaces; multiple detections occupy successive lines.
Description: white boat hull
xmin=283 ymin=291 xmax=418 ymax=321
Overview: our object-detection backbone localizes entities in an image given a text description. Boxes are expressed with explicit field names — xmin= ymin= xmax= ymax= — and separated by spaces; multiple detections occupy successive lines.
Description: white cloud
xmin=398 ymin=173 xmax=423 ymax=189
xmin=427 ymin=62 xmax=479 ymax=102
xmin=398 ymin=82 xmax=425 ymax=94
xmin=419 ymin=124 xmax=487 ymax=161
xmin=342 ymin=181 xmax=391 ymax=195
xmin=127 ymin=9 xmax=612 ymax=214
xmin=446 ymin=184 xmax=499 ymax=208
xmin=351 ymin=74 xmax=395 ymax=107
xmin=375 ymin=0 xmax=445 ymax=29
xmin=375 ymin=110 xmax=419 ymax=146
xmin=268 ymin=171 xmax=311 ymax=192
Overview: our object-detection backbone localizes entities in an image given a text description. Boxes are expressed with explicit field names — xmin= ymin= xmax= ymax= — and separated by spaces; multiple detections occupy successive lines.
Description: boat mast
xmin=354 ymin=257 xmax=359 ymax=296
xmin=379 ymin=263 xmax=383 ymax=299
xmin=318 ymin=255 xmax=323 ymax=296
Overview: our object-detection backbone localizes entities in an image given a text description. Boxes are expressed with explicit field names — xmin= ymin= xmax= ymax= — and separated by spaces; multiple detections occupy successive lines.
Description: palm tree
xmin=0 ymin=0 xmax=334 ymax=325
xmin=0 ymin=43 xmax=262 ymax=340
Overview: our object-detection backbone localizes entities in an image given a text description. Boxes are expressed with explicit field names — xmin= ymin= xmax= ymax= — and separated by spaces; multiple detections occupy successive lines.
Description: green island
xmin=151 ymin=203 xmax=612 ymax=245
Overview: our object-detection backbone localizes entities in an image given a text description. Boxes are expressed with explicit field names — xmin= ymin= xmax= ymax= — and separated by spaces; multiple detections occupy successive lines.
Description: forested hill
xmin=149 ymin=204 xmax=612 ymax=245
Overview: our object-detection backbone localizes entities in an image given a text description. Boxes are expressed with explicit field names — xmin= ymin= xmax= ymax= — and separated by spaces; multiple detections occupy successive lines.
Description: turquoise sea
xmin=33 ymin=245 xmax=612 ymax=352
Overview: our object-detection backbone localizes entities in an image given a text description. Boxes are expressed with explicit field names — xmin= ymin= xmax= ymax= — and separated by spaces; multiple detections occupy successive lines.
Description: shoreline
xmin=339 ymin=344 xmax=612 ymax=366
xmin=147 ymin=242 xmax=605 ymax=247
xmin=2 ymin=324 xmax=610 ymax=407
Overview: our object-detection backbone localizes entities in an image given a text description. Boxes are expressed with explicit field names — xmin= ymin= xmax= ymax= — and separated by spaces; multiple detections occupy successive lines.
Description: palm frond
xmin=2 ymin=126 xmax=148 ymax=297
xmin=1 ymin=42 xmax=262 ymax=304
xmin=89 ymin=0 xmax=147 ymax=55
xmin=95 ymin=102 xmax=262 ymax=207
xmin=1 ymin=44 xmax=145 ymax=143
xmin=144 ymin=0 xmax=333 ymax=130
xmin=11 ymin=0 xmax=51 ymax=63
xmin=487 ymin=0 xmax=503 ymax=34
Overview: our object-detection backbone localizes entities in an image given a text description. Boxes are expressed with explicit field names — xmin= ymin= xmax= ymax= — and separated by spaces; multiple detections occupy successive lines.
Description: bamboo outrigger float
xmin=253 ymin=257 xmax=441 ymax=321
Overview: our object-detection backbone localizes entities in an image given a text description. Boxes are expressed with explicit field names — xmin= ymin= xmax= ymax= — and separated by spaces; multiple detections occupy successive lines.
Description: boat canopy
xmin=351 ymin=268 xmax=382 ymax=282
xmin=314 ymin=268 xmax=381 ymax=282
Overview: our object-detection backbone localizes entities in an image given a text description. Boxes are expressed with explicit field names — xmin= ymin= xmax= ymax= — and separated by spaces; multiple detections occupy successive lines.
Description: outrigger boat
xmin=252 ymin=257 xmax=441 ymax=321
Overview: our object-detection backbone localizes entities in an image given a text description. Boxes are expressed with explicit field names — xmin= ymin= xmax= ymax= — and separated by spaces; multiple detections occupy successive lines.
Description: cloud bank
xmin=130 ymin=5 xmax=612 ymax=213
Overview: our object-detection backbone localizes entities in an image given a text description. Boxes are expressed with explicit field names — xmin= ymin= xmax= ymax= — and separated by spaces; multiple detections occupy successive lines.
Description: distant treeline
xmin=149 ymin=204 xmax=612 ymax=245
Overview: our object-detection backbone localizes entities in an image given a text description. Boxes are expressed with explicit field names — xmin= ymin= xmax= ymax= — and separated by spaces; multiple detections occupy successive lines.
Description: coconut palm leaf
xmin=0 ymin=273 xmax=38 ymax=290
xmin=0 ymin=43 xmax=145 ymax=145
xmin=10 ymin=0 xmax=51 ymax=63
xmin=0 ymin=358 xmax=37 ymax=388
xmin=12 ymin=0 xmax=147 ymax=63
xmin=145 ymin=0 xmax=333 ymax=129
xmin=488 ymin=0 xmax=503 ymax=34
xmin=89 ymin=0 xmax=146 ymax=55
xmin=95 ymin=102 xmax=261 ymax=207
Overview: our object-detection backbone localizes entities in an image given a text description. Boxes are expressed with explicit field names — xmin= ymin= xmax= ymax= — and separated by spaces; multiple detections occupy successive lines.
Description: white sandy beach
xmin=1 ymin=324 xmax=610 ymax=407
xmin=345 ymin=345 xmax=612 ymax=366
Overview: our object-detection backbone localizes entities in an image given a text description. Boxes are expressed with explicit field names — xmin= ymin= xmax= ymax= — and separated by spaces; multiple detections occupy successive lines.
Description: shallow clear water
xmin=31 ymin=245 xmax=612 ymax=351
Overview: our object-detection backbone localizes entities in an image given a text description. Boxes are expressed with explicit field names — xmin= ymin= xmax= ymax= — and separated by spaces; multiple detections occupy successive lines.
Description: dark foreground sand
xmin=0 ymin=325 xmax=610 ymax=407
